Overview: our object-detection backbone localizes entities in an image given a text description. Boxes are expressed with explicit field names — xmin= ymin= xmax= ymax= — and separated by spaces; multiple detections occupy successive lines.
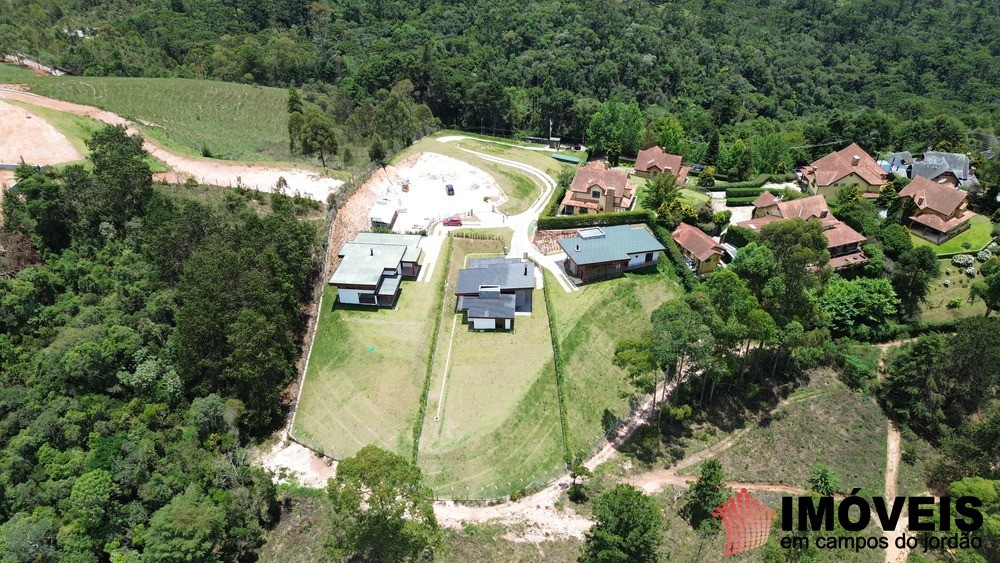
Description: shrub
xmin=951 ymin=254 xmax=974 ymax=267
xmin=962 ymin=241 xmax=972 ymax=250
xmin=723 ymin=225 xmax=758 ymax=248
xmin=947 ymin=298 xmax=962 ymax=309
xmin=976 ymin=249 xmax=992 ymax=262
xmin=965 ymin=266 xmax=977 ymax=277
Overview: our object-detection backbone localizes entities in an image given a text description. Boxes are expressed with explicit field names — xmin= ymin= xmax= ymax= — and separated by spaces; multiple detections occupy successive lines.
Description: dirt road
xmin=0 ymin=100 xmax=82 ymax=165
xmin=0 ymin=87 xmax=343 ymax=200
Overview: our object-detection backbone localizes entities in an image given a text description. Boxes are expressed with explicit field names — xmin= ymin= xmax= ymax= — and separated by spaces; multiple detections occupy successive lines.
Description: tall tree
xmin=587 ymin=98 xmax=644 ymax=158
xmin=683 ymin=460 xmax=729 ymax=530
xmin=300 ymin=108 xmax=337 ymax=166
xmin=654 ymin=116 xmax=686 ymax=156
xmin=329 ymin=445 xmax=440 ymax=562
xmin=704 ymin=130 xmax=721 ymax=165
xmin=892 ymin=246 xmax=940 ymax=317
xmin=84 ymin=124 xmax=153 ymax=233
xmin=971 ymin=272 xmax=1000 ymax=317
xmin=369 ymin=134 xmax=387 ymax=167
xmin=582 ymin=484 xmax=663 ymax=563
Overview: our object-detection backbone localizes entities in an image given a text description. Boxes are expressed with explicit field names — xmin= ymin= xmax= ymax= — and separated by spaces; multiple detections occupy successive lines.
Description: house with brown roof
xmin=560 ymin=161 xmax=636 ymax=214
xmin=801 ymin=143 xmax=887 ymax=199
xmin=897 ymin=176 xmax=976 ymax=243
xmin=734 ymin=194 xmax=869 ymax=271
xmin=671 ymin=223 xmax=723 ymax=275
xmin=633 ymin=146 xmax=689 ymax=183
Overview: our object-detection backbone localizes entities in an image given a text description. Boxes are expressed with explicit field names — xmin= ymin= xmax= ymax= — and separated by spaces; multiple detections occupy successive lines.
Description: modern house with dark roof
xmin=328 ymin=233 xmax=424 ymax=307
xmin=560 ymin=161 xmax=636 ymax=214
xmin=455 ymin=257 xmax=535 ymax=330
xmin=897 ymin=176 xmax=976 ymax=243
xmin=557 ymin=225 xmax=665 ymax=284
xmin=735 ymin=194 xmax=869 ymax=271
xmin=671 ymin=223 xmax=723 ymax=276
xmin=801 ymin=143 xmax=887 ymax=198
xmin=633 ymin=146 xmax=689 ymax=183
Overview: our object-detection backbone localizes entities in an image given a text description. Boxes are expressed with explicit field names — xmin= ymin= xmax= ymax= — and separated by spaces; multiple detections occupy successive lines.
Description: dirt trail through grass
xmin=0 ymin=87 xmax=343 ymax=200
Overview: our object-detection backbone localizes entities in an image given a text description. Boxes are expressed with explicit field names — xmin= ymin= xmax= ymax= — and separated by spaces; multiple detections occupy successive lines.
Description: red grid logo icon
xmin=712 ymin=488 xmax=775 ymax=556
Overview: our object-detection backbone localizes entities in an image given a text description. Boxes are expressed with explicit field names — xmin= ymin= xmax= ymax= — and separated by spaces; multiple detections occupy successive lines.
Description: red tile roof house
xmin=801 ymin=143 xmax=888 ymax=199
xmin=671 ymin=223 xmax=723 ymax=276
xmin=735 ymin=194 xmax=869 ymax=271
xmin=560 ymin=161 xmax=637 ymax=214
xmin=633 ymin=146 xmax=690 ymax=183
xmin=897 ymin=176 xmax=976 ymax=243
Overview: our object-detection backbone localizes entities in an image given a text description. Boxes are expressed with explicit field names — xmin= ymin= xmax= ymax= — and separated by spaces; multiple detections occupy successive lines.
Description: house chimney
xmin=665 ymin=166 xmax=673 ymax=174
xmin=851 ymin=155 xmax=860 ymax=166
xmin=575 ymin=244 xmax=580 ymax=252
xmin=524 ymin=265 xmax=527 ymax=276
xmin=370 ymin=248 xmax=374 ymax=256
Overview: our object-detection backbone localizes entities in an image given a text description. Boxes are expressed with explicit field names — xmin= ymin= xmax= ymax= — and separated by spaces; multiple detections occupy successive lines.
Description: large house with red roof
xmin=671 ymin=223 xmax=723 ymax=275
xmin=560 ymin=161 xmax=636 ymax=214
xmin=897 ymin=176 xmax=976 ymax=243
xmin=735 ymin=193 xmax=869 ymax=271
xmin=633 ymin=146 xmax=689 ymax=183
xmin=801 ymin=143 xmax=888 ymax=199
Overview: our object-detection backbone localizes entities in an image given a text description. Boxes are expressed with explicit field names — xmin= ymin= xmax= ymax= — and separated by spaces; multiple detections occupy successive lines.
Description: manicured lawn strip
xmin=706 ymin=368 xmax=887 ymax=498
xmin=543 ymin=274 xmax=573 ymax=462
xmin=911 ymin=214 xmax=994 ymax=255
xmin=452 ymin=137 xmax=573 ymax=179
xmin=416 ymin=237 xmax=563 ymax=495
xmin=494 ymin=169 xmax=540 ymax=215
xmin=292 ymin=260 xmax=445 ymax=459
xmin=411 ymin=236 xmax=454 ymax=461
xmin=545 ymin=261 xmax=682 ymax=458
xmin=919 ymin=259 xmax=987 ymax=322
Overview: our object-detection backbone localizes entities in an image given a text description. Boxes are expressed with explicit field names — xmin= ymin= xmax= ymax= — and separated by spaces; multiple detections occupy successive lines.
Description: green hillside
xmin=4 ymin=69 xmax=293 ymax=163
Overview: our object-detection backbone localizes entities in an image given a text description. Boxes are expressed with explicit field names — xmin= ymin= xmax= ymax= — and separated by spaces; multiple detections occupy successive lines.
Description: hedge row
xmin=411 ymin=235 xmax=454 ymax=463
xmin=715 ymin=172 xmax=798 ymax=190
xmin=542 ymin=185 xmax=568 ymax=218
xmin=536 ymin=210 xmax=654 ymax=230
xmin=725 ymin=187 xmax=783 ymax=198
xmin=542 ymin=273 xmax=573 ymax=463
xmin=650 ymin=224 xmax=701 ymax=291
xmin=725 ymin=196 xmax=760 ymax=206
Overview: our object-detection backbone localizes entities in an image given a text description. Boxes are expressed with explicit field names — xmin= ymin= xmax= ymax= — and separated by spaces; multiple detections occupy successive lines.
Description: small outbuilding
xmin=369 ymin=199 xmax=398 ymax=229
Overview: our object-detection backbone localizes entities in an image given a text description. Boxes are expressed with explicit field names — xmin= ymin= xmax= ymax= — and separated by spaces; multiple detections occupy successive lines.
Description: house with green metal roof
xmin=556 ymin=224 xmax=665 ymax=284
xmin=328 ymin=233 xmax=424 ymax=307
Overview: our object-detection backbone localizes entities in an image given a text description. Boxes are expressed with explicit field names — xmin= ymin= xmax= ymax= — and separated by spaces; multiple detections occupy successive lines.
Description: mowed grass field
xmin=292 ymin=260 xmax=446 ymax=460
xmin=545 ymin=259 xmax=683 ymax=457
xmin=703 ymin=368 xmax=887 ymax=497
xmin=418 ymin=238 xmax=563 ymax=495
xmin=8 ymin=71 xmax=295 ymax=163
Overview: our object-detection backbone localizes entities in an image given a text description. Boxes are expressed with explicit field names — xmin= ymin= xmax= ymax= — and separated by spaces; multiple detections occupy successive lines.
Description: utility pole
xmin=549 ymin=118 xmax=553 ymax=140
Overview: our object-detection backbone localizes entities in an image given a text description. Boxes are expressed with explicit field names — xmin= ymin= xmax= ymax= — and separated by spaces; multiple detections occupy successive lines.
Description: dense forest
xmin=1 ymin=0 xmax=998 ymax=154
xmin=0 ymin=125 xmax=320 ymax=559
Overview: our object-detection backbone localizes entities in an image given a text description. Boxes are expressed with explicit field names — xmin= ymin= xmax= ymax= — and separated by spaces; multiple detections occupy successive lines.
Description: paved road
xmin=435 ymin=137 xmax=579 ymax=292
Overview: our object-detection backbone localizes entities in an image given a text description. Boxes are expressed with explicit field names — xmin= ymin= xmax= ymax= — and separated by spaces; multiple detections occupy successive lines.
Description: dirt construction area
xmin=0 ymin=100 xmax=82 ymax=165
xmin=366 ymin=152 xmax=503 ymax=233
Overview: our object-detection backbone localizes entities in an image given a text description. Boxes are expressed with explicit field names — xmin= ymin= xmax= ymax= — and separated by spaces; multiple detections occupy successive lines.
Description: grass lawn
xmin=705 ymin=368 xmax=887 ymax=498
xmin=911 ymin=214 xmax=994 ymax=255
xmin=919 ymin=259 xmax=987 ymax=321
xmin=10 ymin=73 xmax=306 ymax=163
xmin=545 ymin=260 xmax=683 ymax=458
xmin=417 ymin=238 xmax=563 ymax=495
xmin=292 ymin=260 xmax=445 ymax=460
